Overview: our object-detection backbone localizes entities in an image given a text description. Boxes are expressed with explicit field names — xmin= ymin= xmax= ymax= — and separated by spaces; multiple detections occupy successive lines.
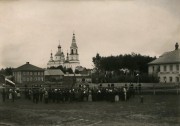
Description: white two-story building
xmin=148 ymin=43 xmax=180 ymax=83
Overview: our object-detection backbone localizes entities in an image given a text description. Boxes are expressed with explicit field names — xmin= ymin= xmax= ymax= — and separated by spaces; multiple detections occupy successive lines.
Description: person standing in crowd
xmin=83 ymin=89 xmax=88 ymax=102
xmin=140 ymin=95 xmax=144 ymax=103
xmin=123 ymin=87 xmax=127 ymax=101
xmin=24 ymin=84 xmax=28 ymax=99
xmin=16 ymin=88 xmax=21 ymax=99
xmin=33 ymin=85 xmax=39 ymax=104
xmin=48 ymin=88 xmax=52 ymax=103
xmin=114 ymin=88 xmax=119 ymax=102
xmin=110 ymin=88 xmax=115 ymax=102
xmin=88 ymin=90 xmax=92 ymax=102
xmin=97 ymin=89 xmax=101 ymax=101
xmin=74 ymin=89 xmax=79 ymax=102
xmin=44 ymin=90 xmax=49 ymax=104
xmin=92 ymin=88 xmax=97 ymax=102
xmin=69 ymin=89 xmax=75 ymax=102
xmin=39 ymin=86 xmax=43 ymax=102
xmin=32 ymin=85 xmax=35 ymax=103
xmin=129 ymin=83 xmax=135 ymax=98
xmin=12 ymin=88 xmax=15 ymax=102
xmin=125 ymin=83 xmax=128 ymax=90
xmin=8 ymin=88 xmax=15 ymax=102
xmin=9 ymin=89 xmax=12 ymax=100
xmin=54 ymin=89 xmax=58 ymax=103
xmin=52 ymin=89 xmax=56 ymax=103
xmin=138 ymin=83 xmax=142 ymax=94
xmin=28 ymin=89 xmax=32 ymax=100
xmin=57 ymin=89 xmax=61 ymax=103
xmin=1 ymin=84 xmax=6 ymax=102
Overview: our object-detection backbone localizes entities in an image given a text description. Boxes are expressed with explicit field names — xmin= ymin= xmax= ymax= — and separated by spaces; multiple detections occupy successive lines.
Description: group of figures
xmin=1 ymin=83 xmax=142 ymax=103
xmin=23 ymin=83 xmax=142 ymax=104
xmin=1 ymin=84 xmax=21 ymax=102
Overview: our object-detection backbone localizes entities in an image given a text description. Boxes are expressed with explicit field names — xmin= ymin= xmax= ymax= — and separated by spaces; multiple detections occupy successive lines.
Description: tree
xmin=0 ymin=67 xmax=14 ymax=76
xmin=49 ymin=66 xmax=56 ymax=69
xmin=92 ymin=53 xmax=156 ymax=74
xmin=57 ymin=65 xmax=66 ymax=73
xmin=66 ymin=68 xmax=73 ymax=74
xmin=75 ymin=69 xmax=80 ymax=74
xmin=92 ymin=53 xmax=102 ymax=83
xmin=92 ymin=53 xmax=101 ymax=71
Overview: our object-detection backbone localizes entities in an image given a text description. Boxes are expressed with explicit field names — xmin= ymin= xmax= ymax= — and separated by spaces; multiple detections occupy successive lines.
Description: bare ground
xmin=0 ymin=95 xmax=179 ymax=126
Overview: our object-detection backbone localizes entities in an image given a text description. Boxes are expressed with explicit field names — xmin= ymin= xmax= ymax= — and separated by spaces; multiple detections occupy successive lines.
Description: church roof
xmin=14 ymin=62 xmax=44 ymax=71
xmin=149 ymin=49 xmax=180 ymax=65
xmin=70 ymin=33 xmax=78 ymax=48
xmin=55 ymin=51 xmax=64 ymax=56
xmin=71 ymin=42 xmax=78 ymax=48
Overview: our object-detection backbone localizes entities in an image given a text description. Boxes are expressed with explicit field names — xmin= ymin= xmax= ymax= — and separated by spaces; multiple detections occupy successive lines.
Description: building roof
xmin=70 ymin=42 xmax=78 ymax=48
xmin=64 ymin=60 xmax=69 ymax=63
xmin=149 ymin=49 xmax=180 ymax=65
xmin=64 ymin=74 xmax=90 ymax=77
xmin=45 ymin=69 xmax=64 ymax=76
xmin=14 ymin=62 xmax=44 ymax=71
xmin=70 ymin=33 xmax=78 ymax=48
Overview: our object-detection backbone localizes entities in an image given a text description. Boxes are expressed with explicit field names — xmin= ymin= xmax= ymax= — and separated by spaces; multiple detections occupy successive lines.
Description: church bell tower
xmin=69 ymin=32 xmax=80 ymax=71
xmin=69 ymin=33 xmax=79 ymax=61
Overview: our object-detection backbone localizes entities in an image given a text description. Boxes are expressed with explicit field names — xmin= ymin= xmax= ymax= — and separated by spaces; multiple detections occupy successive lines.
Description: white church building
xmin=47 ymin=33 xmax=80 ymax=71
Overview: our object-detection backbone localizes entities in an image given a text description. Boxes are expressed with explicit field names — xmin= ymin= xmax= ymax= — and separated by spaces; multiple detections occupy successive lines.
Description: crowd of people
xmin=1 ymin=83 xmax=142 ymax=103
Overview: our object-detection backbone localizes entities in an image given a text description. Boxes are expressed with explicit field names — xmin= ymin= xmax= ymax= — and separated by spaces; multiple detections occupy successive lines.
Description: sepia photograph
xmin=0 ymin=0 xmax=180 ymax=125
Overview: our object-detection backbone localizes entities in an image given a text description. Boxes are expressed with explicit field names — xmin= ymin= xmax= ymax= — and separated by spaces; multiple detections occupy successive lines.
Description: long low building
xmin=148 ymin=43 xmax=180 ymax=83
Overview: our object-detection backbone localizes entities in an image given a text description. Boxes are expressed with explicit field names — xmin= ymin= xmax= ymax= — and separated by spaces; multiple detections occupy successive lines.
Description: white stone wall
xmin=69 ymin=62 xmax=80 ymax=72
xmin=149 ymin=64 xmax=180 ymax=83
xmin=159 ymin=64 xmax=180 ymax=83
xmin=13 ymin=71 xmax=22 ymax=83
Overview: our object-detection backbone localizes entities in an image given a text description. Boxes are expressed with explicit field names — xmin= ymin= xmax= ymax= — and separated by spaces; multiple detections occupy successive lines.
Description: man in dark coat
xmin=1 ymin=84 xmax=6 ymax=102
xmin=138 ymin=83 xmax=142 ymax=94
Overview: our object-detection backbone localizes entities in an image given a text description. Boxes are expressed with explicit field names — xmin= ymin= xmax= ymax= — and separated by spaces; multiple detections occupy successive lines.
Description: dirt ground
xmin=0 ymin=95 xmax=179 ymax=126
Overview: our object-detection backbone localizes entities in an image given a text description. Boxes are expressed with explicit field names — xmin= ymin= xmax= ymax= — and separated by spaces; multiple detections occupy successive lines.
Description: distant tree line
xmin=0 ymin=67 xmax=14 ymax=76
xmin=92 ymin=53 xmax=158 ymax=83
xmin=93 ymin=53 xmax=156 ymax=73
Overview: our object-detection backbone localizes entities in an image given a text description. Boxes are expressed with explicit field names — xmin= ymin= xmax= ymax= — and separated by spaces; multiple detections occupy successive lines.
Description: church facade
xmin=47 ymin=33 xmax=80 ymax=71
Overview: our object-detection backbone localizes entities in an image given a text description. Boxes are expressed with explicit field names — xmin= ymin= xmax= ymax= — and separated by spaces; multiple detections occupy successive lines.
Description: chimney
xmin=175 ymin=43 xmax=179 ymax=50
xmin=26 ymin=62 xmax=29 ymax=64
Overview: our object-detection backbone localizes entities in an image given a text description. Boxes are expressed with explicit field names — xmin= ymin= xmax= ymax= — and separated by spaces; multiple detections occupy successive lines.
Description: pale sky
xmin=0 ymin=0 xmax=180 ymax=69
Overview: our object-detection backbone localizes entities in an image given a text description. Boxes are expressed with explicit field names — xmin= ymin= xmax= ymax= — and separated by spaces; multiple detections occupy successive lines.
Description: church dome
xmin=55 ymin=51 xmax=65 ymax=57
xmin=55 ymin=51 xmax=62 ymax=56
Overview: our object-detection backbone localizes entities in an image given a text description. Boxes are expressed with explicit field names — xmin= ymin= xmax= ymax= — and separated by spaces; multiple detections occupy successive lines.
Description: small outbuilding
xmin=44 ymin=69 xmax=64 ymax=82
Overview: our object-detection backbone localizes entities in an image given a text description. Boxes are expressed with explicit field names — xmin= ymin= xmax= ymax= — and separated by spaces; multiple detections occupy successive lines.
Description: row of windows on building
xmin=23 ymin=72 xmax=44 ymax=76
xmin=163 ymin=76 xmax=179 ymax=83
xmin=22 ymin=77 xmax=44 ymax=82
xmin=76 ymin=78 xmax=92 ymax=83
xmin=153 ymin=64 xmax=179 ymax=72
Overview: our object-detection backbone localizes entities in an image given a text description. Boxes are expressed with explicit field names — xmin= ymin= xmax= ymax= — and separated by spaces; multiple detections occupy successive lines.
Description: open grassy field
xmin=0 ymin=95 xmax=179 ymax=126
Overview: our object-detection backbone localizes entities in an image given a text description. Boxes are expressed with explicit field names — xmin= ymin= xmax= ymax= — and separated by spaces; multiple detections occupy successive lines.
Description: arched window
xmin=71 ymin=49 xmax=73 ymax=54
xmin=76 ymin=49 xmax=78 ymax=54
